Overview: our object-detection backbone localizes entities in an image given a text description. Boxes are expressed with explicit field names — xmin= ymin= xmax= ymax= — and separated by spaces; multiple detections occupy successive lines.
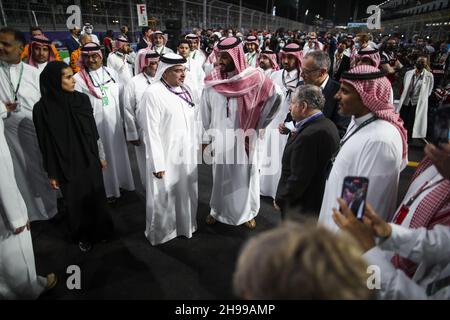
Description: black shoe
xmin=107 ymin=197 xmax=117 ymax=204
xmin=78 ymin=241 xmax=92 ymax=252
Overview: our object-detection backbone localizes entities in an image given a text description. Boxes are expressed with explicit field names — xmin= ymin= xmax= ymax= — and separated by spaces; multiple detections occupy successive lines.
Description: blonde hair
xmin=233 ymin=221 xmax=374 ymax=300
xmin=356 ymin=33 xmax=369 ymax=44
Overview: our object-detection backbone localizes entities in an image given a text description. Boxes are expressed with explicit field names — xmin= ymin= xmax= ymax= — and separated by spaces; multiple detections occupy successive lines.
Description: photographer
xmin=380 ymin=37 xmax=403 ymax=86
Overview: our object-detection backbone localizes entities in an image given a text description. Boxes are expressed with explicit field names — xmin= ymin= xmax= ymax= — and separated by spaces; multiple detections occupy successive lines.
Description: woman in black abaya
xmin=33 ymin=61 xmax=114 ymax=252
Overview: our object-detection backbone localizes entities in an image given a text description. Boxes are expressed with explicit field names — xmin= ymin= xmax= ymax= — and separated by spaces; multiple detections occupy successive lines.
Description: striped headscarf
xmin=391 ymin=157 xmax=450 ymax=277
xmin=135 ymin=48 xmax=160 ymax=74
xmin=26 ymin=35 xmax=57 ymax=67
xmin=204 ymin=37 xmax=275 ymax=147
xmin=280 ymin=43 xmax=303 ymax=71
xmin=257 ymin=49 xmax=280 ymax=71
xmin=340 ymin=65 xmax=408 ymax=159
xmin=78 ymin=42 xmax=104 ymax=99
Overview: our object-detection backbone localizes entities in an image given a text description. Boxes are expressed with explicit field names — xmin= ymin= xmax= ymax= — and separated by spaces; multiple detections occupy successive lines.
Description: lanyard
xmin=247 ymin=52 xmax=257 ymax=66
xmin=282 ymin=70 xmax=301 ymax=98
xmin=161 ymin=79 xmax=194 ymax=107
xmin=409 ymin=72 xmax=423 ymax=98
xmin=326 ymin=116 xmax=378 ymax=179
xmin=2 ymin=62 xmax=24 ymax=102
xmin=88 ymin=67 xmax=115 ymax=88
xmin=394 ymin=176 xmax=445 ymax=225
xmin=143 ymin=73 xmax=153 ymax=85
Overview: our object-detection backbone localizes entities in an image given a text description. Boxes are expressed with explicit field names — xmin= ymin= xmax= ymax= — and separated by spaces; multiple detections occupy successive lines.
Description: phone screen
xmin=341 ymin=176 xmax=369 ymax=220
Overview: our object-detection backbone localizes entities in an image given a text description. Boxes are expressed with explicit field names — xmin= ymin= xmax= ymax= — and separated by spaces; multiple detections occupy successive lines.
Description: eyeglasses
xmin=301 ymin=68 xmax=321 ymax=75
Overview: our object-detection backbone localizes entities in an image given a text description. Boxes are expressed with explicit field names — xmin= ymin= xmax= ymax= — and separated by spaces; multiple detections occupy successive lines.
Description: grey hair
xmin=304 ymin=50 xmax=331 ymax=72
xmin=292 ymin=84 xmax=325 ymax=111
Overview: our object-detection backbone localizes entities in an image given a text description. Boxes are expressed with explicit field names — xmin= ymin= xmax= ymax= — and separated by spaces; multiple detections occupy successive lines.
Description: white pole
xmin=0 ymin=0 xmax=6 ymax=26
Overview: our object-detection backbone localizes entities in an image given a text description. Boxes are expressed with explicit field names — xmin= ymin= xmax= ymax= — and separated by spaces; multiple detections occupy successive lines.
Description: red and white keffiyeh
xmin=391 ymin=157 xmax=450 ymax=277
xmin=78 ymin=42 xmax=104 ymax=99
xmin=114 ymin=35 xmax=129 ymax=51
xmin=341 ymin=65 xmax=408 ymax=159
xmin=354 ymin=47 xmax=381 ymax=68
xmin=26 ymin=35 xmax=56 ymax=67
xmin=135 ymin=48 xmax=160 ymax=74
xmin=280 ymin=43 xmax=303 ymax=71
xmin=257 ymin=49 xmax=280 ymax=71
xmin=204 ymin=37 xmax=275 ymax=135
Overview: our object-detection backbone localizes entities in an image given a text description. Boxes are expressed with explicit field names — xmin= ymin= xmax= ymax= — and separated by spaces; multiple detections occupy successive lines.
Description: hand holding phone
xmin=341 ymin=176 xmax=369 ymax=220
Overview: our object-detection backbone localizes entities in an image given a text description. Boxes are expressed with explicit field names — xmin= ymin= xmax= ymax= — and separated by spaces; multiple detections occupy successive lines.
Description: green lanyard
xmin=2 ymin=62 xmax=24 ymax=102
xmin=247 ymin=53 xmax=256 ymax=66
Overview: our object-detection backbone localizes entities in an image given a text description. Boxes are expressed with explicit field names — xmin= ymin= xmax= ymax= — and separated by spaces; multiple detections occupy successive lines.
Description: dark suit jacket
xmin=275 ymin=114 xmax=340 ymax=217
xmin=283 ymin=77 xmax=350 ymax=138
xmin=333 ymin=54 xmax=351 ymax=82
xmin=137 ymin=38 xmax=150 ymax=51
xmin=65 ymin=37 xmax=80 ymax=55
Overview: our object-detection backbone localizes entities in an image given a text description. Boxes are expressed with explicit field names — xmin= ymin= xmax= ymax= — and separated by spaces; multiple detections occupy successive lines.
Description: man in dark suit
xmin=65 ymin=26 xmax=81 ymax=56
xmin=137 ymin=27 xmax=152 ymax=51
xmin=332 ymin=41 xmax=351 ymax=81
xmin=280 ymin=50 xmax=350 ymax=137
xmin=302 ymin=50 xmax=350 ymax=137
xmin=275 ymin=85 xmax=340 ymax=218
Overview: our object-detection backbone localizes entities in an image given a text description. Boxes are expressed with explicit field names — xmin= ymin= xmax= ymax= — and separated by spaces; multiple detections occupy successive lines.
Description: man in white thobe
xmin=257 ymin=48 xmax=279 ymax=77
xmin=74 ymin=43 xmax=135 ymax=200
xmin=138 ymin=53 xmax=199 ymax=245
xmin=0 ymin=28 xmax=57 ymax=222
xmin=260 ymin=43 xmax=303 ymax=200
xmin=244 ymin=35 xmax=259 ymax=68
xmin=334 ymin=194 xmax=450 ymax=300
xmin=177 ymin=39 xmax=205 ymax=101
xmin=318 ymin=65 xmax=407 ymax=232
xmin=107 ymin=36 xmax=134 ymax=111
xmin=151 ymin=31 xmax=174 ymax=56
xmin=123 ymin=49 xmax=160 ymax=188
xmin=201 ymin=37 xmax=282 ymax=229
xmin=25 ymin=35 xmax=58 ymax=75
xmin=0 ymin=66 xmax=56 ymax=299
xmin=185 ymin=33 xmax=207 ymax=67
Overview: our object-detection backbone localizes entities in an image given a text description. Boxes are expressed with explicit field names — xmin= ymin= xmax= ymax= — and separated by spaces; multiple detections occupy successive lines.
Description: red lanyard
xmin=394 ymin=177 xmax=445 ymax=225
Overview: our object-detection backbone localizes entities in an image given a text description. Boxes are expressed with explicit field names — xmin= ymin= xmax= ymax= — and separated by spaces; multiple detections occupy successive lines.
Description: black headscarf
xmin=33 ymin=61 xmax=99 ymax=182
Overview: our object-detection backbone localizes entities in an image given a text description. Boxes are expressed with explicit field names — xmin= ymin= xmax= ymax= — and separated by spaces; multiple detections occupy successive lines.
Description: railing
xmin=0 ymin=0 xmax=313 ymax=33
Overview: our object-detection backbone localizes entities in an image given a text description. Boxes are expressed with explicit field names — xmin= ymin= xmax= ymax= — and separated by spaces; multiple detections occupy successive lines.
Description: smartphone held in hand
xmin=341 ymin=176 xmax=369 ymax=220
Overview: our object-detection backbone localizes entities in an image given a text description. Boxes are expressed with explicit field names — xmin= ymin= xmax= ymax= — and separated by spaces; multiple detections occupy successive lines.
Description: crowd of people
xmin=0 ymin=22 xmax=449 ymax=299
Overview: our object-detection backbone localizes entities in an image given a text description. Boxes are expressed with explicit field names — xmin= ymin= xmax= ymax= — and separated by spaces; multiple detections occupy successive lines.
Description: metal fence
xmin=0 ymin=0 xmax=313 ymax=34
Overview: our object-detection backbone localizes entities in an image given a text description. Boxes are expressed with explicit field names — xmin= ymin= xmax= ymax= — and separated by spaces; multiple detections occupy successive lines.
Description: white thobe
xmin=0 ymin=105 xmax=46 ymax=299
xmin=303 ymin=41 xmax=324 ymax=56
xmin=0 ymin=62 xmax=57 ymax=221
xmin=184 ymin=56 xmax=205 ymax=102
xmin=190 ymin=49 xmax=206 ymax=67
xmin=245 ymin=52 xmax=258 ymax=68
xmin=138 ymin=81 xmax=199 ymax=245
xmin=259 ymin=69 xmax=300 ymax=198
xmin=364 ymin=224 xmax=450 ymax=299
xmin=107 ymin=52 xmax=134 ymax=115
xmin=123 ymin=72 xmax=154 ymax=188
xmin=35 ymin=62 xmax=47 ymax=76
xmin=201 ymin=73 xmax=282 ymax=225
xmin=153 ymin=45 xmax=174 ymax=56
xmin=74 ymin=67 xmax=135 ymax=198
xmin=318 ymin=113 xmax=405 ymax=232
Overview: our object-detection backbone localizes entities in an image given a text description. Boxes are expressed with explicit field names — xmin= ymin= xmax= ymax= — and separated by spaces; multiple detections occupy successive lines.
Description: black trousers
xmin=60 ymin=160 xmax=114 ymax=244
xmin=400 ymin=102 xmax=417 ymax=142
